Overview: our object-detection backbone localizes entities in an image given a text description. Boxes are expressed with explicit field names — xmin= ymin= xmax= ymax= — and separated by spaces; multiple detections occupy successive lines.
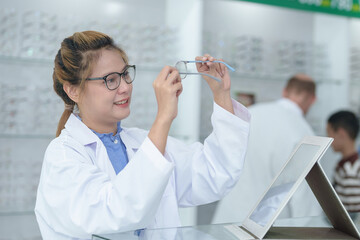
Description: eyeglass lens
xmin=175 ymin=61 xmax=187 ymax=79
xmin=105 ymin=66 xmax=135 ymax=90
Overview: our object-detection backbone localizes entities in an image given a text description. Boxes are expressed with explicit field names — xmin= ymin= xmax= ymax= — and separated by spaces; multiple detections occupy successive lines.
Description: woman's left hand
xmin=195 ymin=54 xmax=234 ymax=114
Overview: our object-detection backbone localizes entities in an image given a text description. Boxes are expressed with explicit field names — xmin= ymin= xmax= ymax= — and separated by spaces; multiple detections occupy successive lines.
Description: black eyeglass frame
xmin=86 ymin=65 xmax=136 ymax=90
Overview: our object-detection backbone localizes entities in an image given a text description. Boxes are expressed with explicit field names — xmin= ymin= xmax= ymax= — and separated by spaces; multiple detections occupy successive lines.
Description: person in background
xmin=209 ymin=74 xmax=322 ymax=224
xmin=327 ymin=110 xmax=360 ymax=219
xmin=34 ymin=31 xmax=250 ymax=240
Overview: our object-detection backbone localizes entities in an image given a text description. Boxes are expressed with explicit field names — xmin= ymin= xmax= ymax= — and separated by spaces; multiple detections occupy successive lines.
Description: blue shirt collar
xmin=93 ymin=122 xmax=122 ymax=142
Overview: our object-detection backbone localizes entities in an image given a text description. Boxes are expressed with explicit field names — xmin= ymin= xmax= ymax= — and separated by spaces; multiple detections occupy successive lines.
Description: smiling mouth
xmin=114 ymin=99 xmax=129 ymax=105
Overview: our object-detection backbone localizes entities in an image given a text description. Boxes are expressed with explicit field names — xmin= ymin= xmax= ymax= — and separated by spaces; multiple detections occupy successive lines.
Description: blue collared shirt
xmin=92 ymin=122 xmax=129 ymax=174
xmin=75 ymin=115 xmax=129 ymax=174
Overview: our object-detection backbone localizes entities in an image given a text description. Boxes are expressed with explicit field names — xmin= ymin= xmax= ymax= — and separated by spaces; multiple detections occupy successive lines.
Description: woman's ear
xmin=63 ymin=83 xmax=80 ymax=103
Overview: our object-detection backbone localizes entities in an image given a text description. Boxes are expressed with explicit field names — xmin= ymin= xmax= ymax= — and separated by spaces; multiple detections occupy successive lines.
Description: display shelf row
xmin=0 ymin=134 xmax=54 ymax=139
xmin=0 ymin=210 xmax=35 ymax=216
xmin=0 ymin=55 xmax=168 ymax=71
xmin=0 ymin=54 xmax=346 ymax=84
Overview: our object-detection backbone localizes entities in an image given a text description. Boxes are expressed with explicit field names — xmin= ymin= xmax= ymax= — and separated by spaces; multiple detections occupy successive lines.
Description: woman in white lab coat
xmin=35 ymin=31 xmax=250 ymax=240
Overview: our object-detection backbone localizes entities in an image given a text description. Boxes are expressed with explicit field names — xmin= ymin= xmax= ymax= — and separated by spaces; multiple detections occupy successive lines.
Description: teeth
xmin=115 ymin=99 xmax=127 ymax=105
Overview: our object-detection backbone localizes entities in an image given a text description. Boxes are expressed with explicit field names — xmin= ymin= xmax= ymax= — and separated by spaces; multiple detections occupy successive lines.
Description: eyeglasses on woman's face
xmin=86 ymin=65 xmax=136 ymax=90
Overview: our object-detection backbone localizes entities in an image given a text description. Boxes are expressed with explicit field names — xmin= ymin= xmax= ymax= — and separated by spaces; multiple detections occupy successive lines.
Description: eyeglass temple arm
xmin=86 ymin=77 xmax=104 ymax=81
xmin=179 ymin=72 xmax=221 ymax=82
xmin=185 ymin=60 xmax=235 ymax=72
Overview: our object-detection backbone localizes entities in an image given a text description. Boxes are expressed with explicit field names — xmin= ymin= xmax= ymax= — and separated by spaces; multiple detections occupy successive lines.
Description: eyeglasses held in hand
xmin=175 ymin=60 xmax=235 ymax=82
xmin=86 ymin=65 xmax=136 ymax=90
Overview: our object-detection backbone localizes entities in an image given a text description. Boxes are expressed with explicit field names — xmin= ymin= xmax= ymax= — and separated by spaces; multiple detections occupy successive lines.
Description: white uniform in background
xmin=35 ymin=100 xmax=250 ymax=240
xmin=211 ymin=98 xmax=322 ymax=224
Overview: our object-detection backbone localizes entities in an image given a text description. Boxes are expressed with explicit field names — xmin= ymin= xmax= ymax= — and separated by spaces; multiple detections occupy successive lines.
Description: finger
xmin=195 ymin=55 xmax=207 ymax=69
xmin=156 ymin=66 xmax=173 ymax=83
xmin=195 ymin=55 xmax=205 ymax=61
xmin=203 ymin=54 xmax=211 ymax=58
xmin=173 ymin=81 xmax=182 ymax=91
xmin=153 ymin=66 xmax=179 ymax=91
xmin=206 ymin=59 xmax=219 ymax=72
xmin=207 ymin=57 xmax=224 ymax=77
xmin=216 ymin=61 xmax=222 ymax=74
xmin=169 ymin=66 xmax=178 ymax=72
xmin=160 ymin=66 xmax=179 ymax=85
xmin=197 ymin=54 xmax=213 ymax=63
xmin=166 ymin=69 xmax=181 ymax=85
xmin=166 ymin=81 xmax=182 ymax=98
xmin=219 ymin=58 xmax=226 ymax=76
xmin=222 ymin=66 xmax=230 ymax=88
xmin=205 ymin=55 xmax=217 ymax=69
xmin=167 ymin=66 xmax=179 ymax=77
xmin=215 ymin=64 xmax=223 ymax=78
xmin=174 ymin=82 xmax=183 ymax=97
xmin=223 ymin=65 xmax=229 ymax=77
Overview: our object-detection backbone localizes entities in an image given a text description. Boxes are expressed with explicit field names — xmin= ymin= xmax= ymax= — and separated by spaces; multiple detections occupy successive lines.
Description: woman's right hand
xmin=153 ymin=66 xmax=183 ymax=124
xmin=148 ymin=66 xmax=182 ymax=155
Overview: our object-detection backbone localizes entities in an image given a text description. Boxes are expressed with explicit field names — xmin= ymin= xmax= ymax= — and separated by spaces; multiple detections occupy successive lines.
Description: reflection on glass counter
xmin=1 ymin=214 xmax=357 ymax=240
xmin=92 ymin=216 xmax=358 ymax=240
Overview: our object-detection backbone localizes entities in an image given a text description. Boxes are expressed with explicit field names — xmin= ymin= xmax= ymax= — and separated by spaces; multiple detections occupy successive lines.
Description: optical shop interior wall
xmin=1 ymin=0 xmax=360 ymax=238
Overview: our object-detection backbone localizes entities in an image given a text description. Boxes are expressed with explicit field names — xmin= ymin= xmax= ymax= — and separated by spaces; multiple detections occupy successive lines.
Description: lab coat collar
xmin=277 ymin=98 xmax=303 ymax=117
xmin=64 ymin=113 xmax=100 ymax=146
xmin=64 ymin=114 xmax=141 ymax=161
xmin=120 ymin=129 xmax=140 ymax=151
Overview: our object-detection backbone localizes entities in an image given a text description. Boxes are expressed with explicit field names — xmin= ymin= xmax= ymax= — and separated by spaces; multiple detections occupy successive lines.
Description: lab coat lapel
xmin=65 ymin=114 xmax=117 ymax=180
xmin=119 ymin=129 xmax=141 ymax=160
xmin=65 ymin=114 xmax=99 ymax=146
xmin=96 ymin=144 xmax=117 ymax=180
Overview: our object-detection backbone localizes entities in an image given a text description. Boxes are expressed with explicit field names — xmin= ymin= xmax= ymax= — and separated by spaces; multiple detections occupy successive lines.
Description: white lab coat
xmin=35 ymin=99 xmax=250 ymax=240
xmin=211 ymin=98 xmax=322 ymax=224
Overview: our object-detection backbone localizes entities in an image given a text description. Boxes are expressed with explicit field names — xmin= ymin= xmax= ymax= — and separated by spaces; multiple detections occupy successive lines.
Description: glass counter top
xmin=92 ymin=223 xmax=244 ymax=240
xmin=92 ymin=216 xmax=355 ymax=240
